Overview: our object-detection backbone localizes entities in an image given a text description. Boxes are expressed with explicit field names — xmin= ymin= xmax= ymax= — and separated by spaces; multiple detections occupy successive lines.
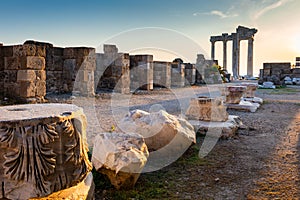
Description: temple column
xmin=232 ymin=33 xmax=240 ymax=79
xmin=211 ymin=41 xmax=215 ymax=60
xmin=223 ymin=40 xmax=227 ymax=70
xmin=247 ymin=37 xmax=254 ymax=77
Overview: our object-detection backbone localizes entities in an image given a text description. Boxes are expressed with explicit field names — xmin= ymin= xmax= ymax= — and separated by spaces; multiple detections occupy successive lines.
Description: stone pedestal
xmin=241 ymin=82 xmax=257 ymax=98
xmin=0 ymin=104 xmax=93 ymax=200
xmin=225 ymin=86 xmax=247 ymax=104
xmin=189 ymin=115 xmax=244 ymax=139
xmin=186 ymin=97 xmax=228 ymax=122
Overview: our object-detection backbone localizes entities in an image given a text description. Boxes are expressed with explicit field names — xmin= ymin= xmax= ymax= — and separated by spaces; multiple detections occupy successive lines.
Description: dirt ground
xmin=47 ymin=82 xmax=300 ymax=200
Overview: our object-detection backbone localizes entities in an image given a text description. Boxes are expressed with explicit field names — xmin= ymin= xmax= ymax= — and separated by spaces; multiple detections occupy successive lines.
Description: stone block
xmin=35 ymin=80 xmax=46 ymax=97
xmin=17 ymin=70 xmax=36 ymax=81
xmin=3 ymin=82 xmax=19 ymax=96
xmin=189 ymin=115 xmax=243 ymax=139
xmin=293 ymin=68 xmax=300 ymax=74
xmin=225 ymin=86 xmax=246 ymax=104
xmin=3 ymin=70 xmax=18 ymax=83
xmin=103 ymin=44 xmax=118 ymax=54
xmin=19 ymin=81 xmax=35 ymax=97
xmin=4 ymin=57 xmax=20 ymax=70
xmin=13 ymin=44 xmax=37 ymax=57
xmin=53 ymin=47 xmax=64 ymax=56
xmin=21 ymin=56 xmax=45 ymax=70
xmin=186 ymin=97 xmax=228 ymax=122
xmin=48 ymin=55 xmax=64 ymax=71
xmin=64 ymin=59 xmax=76 ymax=72
xmin=92 ymin=132 xmax=148 ymax=190
xmin=2 ymin=46 xmax=13 ymax=57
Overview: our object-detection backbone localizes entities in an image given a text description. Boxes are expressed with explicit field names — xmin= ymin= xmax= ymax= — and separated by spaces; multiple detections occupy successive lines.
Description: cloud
xmin=193 ymin=10 xmax=238 ymax=19
xmin=254 ymin=0 xmax=294 ymax=20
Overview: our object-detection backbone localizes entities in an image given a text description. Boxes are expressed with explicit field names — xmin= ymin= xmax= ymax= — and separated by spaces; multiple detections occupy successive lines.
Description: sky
xmin=1 ymin=0 xmax=300 ymax=76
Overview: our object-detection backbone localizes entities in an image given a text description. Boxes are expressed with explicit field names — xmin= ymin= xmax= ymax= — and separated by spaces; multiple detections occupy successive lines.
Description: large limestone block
xmin=120 ymin=110 xmax=196 ymax=151
xmin=17 ymin=70 xmax=36 ymax=81
xmin=186 ymin=97 xmax=228 ymax=122
xmin=0 ymin=104 xmax=93 ymax=200
xmin=225 ymin=86 xmax=247 ymax=104
xmin=240 ymin=82 xmax=258 ymax=98
xmin=21 ymin=56 xmax=45 ymax=70
xmin=19 ymin=81 xmax=36 ymax=97
xmin=4 ymin=57 xmax=20 ymax=70
xmin=189 ymin=115 xmax=244 ymax=139
xmin=92 ymin=132 xmax=149 ymax=189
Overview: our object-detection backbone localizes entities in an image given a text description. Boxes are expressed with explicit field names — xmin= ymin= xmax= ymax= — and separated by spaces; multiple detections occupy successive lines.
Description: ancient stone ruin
xmin=259 ymin=62 xmax=300 ymax=85
xmin=210 ymin=26 xmax=257 ymax=78
xmin=0 ymin=104 xmax=93 ymax=199
xmin=186 ymin=97 xmax=244 ymax=139
xmin=0 ymin=42 xmax=224 ymax=103
xmin=0 ymin=41 xmax=96 ymax=103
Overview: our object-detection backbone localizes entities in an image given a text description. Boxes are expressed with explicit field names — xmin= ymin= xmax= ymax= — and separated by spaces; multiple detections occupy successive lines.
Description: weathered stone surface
xmin=120 ymin=110 xmax=196 ymax=151
xmin=225 ymin=86 xmax=247 ymax=104
xmin=240 ymin=82 xmax=258 ymax=98
xmin=171 ymin=62 xmax=185 ymax=87
xmin=184 ymin=63 xmax=196 ymax=86
xmin=0 ymin=104 xmax=92 ymax=200
xmin=21 ymin=56 xmax=45 ymax=70
xmin=30 ymin=172 xmax=94 ymax=200
xmin=17 ymin=70 xmax=36 ymax=81
xmin=153 ymin=61 xmax=171 ymax=88
xmin=226 ymin=100 xmax=259 ymax=113
xmin=189 ymin=115 xmax=244 ymax=139
xmin=242 ymin=97 xmax=263 ymax=104
xmin=92 ymin=132 xmax=148 ymax=190
xmin=4 ymin=57 xmax=20 ymax=70
xmin=130 ymin=55 xmax=153 ymax=91
xmin=186 ymin=97 xmax=228 ymax=122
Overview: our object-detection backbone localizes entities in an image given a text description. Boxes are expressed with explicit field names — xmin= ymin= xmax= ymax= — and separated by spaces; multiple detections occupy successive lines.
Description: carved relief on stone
xmin=0 ymin=104 xmax=92 ymax=200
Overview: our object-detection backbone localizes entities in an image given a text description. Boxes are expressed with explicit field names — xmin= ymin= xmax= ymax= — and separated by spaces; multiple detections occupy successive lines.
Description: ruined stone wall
xmin=130 ymin=55 xmax=153 ymax=91
xmin=184 ymin=63 xmax=196 ymax=86
xmin=96 ymin=45 xmax=130 ymax=94
xmin=153 ymin=61 xmax=171 ymax=88
xmin=171 ymin=62 xmax=185 ymax=87
xmin=0 ymin=43 xmax=47 ymax=103
xmin=63 ymin=47 xmax=96 ymax=96
xmin=260 ymin=62 xmax=291 ymax=85
xmin=0 ymin=41 xmax=96 ymax=102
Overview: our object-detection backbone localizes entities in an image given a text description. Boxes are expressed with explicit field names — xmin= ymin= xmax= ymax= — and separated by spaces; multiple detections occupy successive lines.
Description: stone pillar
xmin=96 ymin=45 xmax=130 ymax=94
xmin=184 ymin=63 xmax=196 ymax=86
xmin=223 ymin=40 xmax=227 ymax=70
xmin=130 ymin=55 xmax=153 ymax=91
xmin=232 ymin=33 xmax=240 ymax=79
xmin=153 ymin=61 xmax=171 ymax=88
xmin=63 ymin=47 xmax=96 ymax=97
xmin=247 ymin=37 xmax=254 ymax=77
xmin=171 ymin=62 xmax=185 ymax=87
xmin=0 ymin=104 xmax=93 ymax=199
xmin=211 ymin=41 xmax=215 ymax=60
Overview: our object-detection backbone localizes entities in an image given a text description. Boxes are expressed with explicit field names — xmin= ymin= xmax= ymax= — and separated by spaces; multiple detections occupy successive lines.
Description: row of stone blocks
xmin=96 ymin=45 xmax=198 ymax=93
